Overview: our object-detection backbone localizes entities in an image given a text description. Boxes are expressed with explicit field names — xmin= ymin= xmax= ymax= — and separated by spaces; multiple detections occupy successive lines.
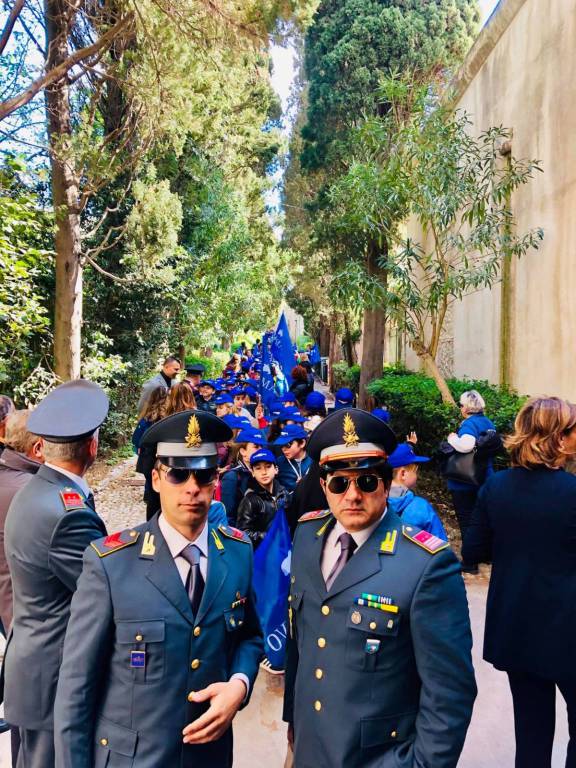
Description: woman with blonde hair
xmin=463 ymin=397 xmax=576 ymax=768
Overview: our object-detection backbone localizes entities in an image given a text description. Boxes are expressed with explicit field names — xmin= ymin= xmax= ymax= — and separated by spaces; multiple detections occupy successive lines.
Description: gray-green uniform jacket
xmin=54 ymin=514 xmax=263 ymax=768
xmin=4 ymin=465 xmax=106 ymax=730
xmin=283 ymin=508 xmax=476 ymax=768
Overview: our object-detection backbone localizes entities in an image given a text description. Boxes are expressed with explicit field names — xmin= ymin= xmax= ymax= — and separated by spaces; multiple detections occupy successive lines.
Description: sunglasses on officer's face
xmin=160 ymin=466 xmax=218 ymax=486
xmin=326 ymin=474 xmax=383 ymax=495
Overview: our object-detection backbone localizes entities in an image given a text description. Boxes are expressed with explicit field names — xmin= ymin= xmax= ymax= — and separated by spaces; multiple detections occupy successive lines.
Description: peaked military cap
xmin=28 ymin=380 xmax=109 ymax=443
xmin=185 ymin=363 xmax=205 ymax=375
xmin=140 ymin=409 xmax=232 ymax=469
xmin=307 ymin=407 xmax=397 ymax=471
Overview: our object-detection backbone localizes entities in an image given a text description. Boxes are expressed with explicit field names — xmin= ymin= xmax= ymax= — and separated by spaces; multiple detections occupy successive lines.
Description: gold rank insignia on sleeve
xmin=91 ymin=529 xmax=140 ymax=558
xmin=402 ymin=526 xmax=449 ymax=554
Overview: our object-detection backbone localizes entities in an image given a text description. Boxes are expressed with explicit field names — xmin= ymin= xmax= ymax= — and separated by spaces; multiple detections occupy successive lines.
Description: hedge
xmin=364 ymin=370 xmax=527 ymax=458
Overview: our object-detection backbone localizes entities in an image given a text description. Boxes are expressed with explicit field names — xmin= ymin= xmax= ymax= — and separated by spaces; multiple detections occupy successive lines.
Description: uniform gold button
xmin=288 ymin=595 xmax=292 ymax=602
xmin=321 ymin=605 xmax=330 ymax=616
xmin=391 ymin=731 xmax=397 ymax=738
xmin=191 ymin=659 xmax=201 ymax=670
xmin=129 ymin=530 xmax=137 ymax=537
xmin=314 ymin=700 xmax=322 ymax=711
xmin=291 ymin=576 xmax=295 ymax=584
xmin=315 ymin=668 xmax=323 ymax=680
xmin=135 ymin=634 xmax=143 ymax=642
xmin=100 ymin=738 xmax=108 ymax=747
xmin=369 ymin=621 xmax=377 ymax=630
xmin=317 ymin=637 xmax=326 ymax=648
xmin=194 ymin=626 xmax=201 ymax=637
xmin=187 ymin=691 xmax=195 ymax=702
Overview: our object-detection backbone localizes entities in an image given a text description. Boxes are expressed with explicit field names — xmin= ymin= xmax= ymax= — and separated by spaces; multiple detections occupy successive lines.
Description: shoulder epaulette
xmin=91 ymin=529 xmax=140 ymax=558
xmin=402 ymin=525 xmax=448 ymax=554
xmin=60 ymin=488 xmax=87 ymax=512
xmin=218 ymin=525 xmax=250 ymax=543
xmin=298 ymin=509 xmax=331 ymax=523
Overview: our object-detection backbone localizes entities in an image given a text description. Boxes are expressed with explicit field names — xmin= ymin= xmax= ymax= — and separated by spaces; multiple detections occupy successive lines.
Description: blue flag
xmin=309 ymin=344 xmax=321 ymax=365
xmin=252 ymin=508 xmax=292 ymax=669
xmin=259 ymin=331 xmax=277 ymax=408
xmin=271 ymin=313 xmax=295 ymax=386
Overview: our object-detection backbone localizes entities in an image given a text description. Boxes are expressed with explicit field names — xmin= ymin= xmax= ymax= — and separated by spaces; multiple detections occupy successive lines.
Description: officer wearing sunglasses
xmin=54 ymin=409 xmax=264 ymax=768
xmin=283 ymin=408 xmax=476 ymax=768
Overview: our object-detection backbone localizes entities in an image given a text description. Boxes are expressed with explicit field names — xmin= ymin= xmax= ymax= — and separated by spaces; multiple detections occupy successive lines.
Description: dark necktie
xmin=85 ymin=492 xmax=96 ymax=512
xmin=180 ymin=544 xmax=205 ymax=616
xmin=325 ymin=532 xmax=357 ymax=590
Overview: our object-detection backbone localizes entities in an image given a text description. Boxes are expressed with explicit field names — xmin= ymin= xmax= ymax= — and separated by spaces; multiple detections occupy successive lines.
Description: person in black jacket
xmin=462 ymin=396 xmax=576 ymax=768
xmin=236 ymin=448 xmax=290 ymax=550
xmin=289 ymin=366 xmax=313 ymax=407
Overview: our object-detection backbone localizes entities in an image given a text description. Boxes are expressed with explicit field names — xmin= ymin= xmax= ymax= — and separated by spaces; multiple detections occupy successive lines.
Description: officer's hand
xmin=182 ymin=679 xmax=246 ymax=744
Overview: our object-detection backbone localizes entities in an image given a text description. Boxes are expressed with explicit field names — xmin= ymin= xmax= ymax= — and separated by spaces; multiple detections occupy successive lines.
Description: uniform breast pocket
xmin=345 ymin=605 xmax=401 ymax=672
xmin=116 ymin=619 xmax=165 ymax=684
xmin=223 ymin=605 xmax=245 ymax=632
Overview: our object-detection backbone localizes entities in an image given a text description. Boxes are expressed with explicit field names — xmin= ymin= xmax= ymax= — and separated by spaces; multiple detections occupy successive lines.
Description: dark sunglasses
xmin=160 ymin=466 xmax=218 ymax=486
xmin=326 ymin=474 xmax=382 ymax=495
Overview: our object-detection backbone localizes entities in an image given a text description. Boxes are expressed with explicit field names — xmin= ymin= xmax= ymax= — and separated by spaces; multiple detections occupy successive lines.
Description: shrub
xmin=366 ymin=372 xmax=527 ymax=458
xmin=185 ymin=350 xmax=228 ymax=379
xmin=332 ymin=362 xmax=361 ymax=392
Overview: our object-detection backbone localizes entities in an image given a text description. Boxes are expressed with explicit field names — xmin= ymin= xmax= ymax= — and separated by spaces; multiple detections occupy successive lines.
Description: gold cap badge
xmin=343 ymin=413 xmax=360 ymax=448
xmin=185 ymin=414 xmax=202 ymax=449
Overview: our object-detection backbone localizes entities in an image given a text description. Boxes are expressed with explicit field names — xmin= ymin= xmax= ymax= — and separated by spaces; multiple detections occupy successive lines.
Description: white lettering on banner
xmin=267 ymin=621 xmax=288 ymax=652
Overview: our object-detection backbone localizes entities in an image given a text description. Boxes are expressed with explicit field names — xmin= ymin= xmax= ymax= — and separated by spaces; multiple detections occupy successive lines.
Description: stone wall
xmin=404 ymin=0 xmax=576 ymax=399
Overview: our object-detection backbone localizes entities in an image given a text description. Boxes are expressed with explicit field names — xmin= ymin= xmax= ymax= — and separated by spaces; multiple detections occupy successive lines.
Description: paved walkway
xmin=0 ymin=459 xmax=568 ymax=766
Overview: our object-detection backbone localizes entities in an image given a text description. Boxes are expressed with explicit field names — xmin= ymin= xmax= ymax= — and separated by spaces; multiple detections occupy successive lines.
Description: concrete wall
xmin=405 ymin=0 xmax=576 ymax=399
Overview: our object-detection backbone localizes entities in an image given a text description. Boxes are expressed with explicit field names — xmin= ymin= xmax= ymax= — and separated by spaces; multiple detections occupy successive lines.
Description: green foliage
xmin=332 ymin=362 xmax=361 ymax=392
xmin=367 ymin=371 xmax=527 ymax=456
xmin=184 ymin=351 xmax=229 ymax=380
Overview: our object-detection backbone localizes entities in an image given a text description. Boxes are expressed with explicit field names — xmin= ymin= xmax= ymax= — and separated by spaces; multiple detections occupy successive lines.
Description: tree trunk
xmin=358 ymin=240 xmax=387 ymax=410
xmin=327 ymin=314 xmax=343 ymax=390
xmin=177 ymin=343 xmax=186 ymax=365
xmin=421 ymin=351 xmax=456 ymax=406
xmin=343 ymin=313 xmax=355 ymax=367
xmin=45 ymin=0 xmax=82 ymax=380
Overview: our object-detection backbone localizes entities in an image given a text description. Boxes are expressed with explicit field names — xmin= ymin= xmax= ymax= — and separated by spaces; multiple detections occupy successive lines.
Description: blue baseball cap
xmin=234 ymin=428 xmax=268 ymax=446
xmin=249 ymin=448 xmax=277 ymax=466
xmin=278 ymin=407 xmax=306 ymax=424
xmin=334 ymin=388 xmax=355 ymax=409
xmin=199 ymin=379 xmax=216 ymax=389
xmin=388 ymin=443 xmax=430 ymax=469
xmin=245 ymin=386 xmax=258 ymax=399
xmin=372 ymin=407 xmax=391 ymax=424
xmin=280 ymin=393 xmax=297 ymax=403
xmin=215 ymin=393 xmax=233 ymax=405
xmin=229 ymin=387 xmax=247 ymax=397
xmin=221 ymin=414 xmax=250 ymax=429
xmin=273 ymin=424 xmax=308 ymax=445
xmin=305 ymin=391 xmax=325 ymax=410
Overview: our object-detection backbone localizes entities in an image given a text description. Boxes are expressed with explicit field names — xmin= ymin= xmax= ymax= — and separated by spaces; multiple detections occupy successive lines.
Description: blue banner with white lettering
xmin=252 ymin=508 xmax=292 ymax=670
xmin=271 ymin=313 xmax=294 ymax=386
xmin=309 ymin=344 xmax=321 ymax=365
xmin=259 ymin=331 xmax=277 ymax=408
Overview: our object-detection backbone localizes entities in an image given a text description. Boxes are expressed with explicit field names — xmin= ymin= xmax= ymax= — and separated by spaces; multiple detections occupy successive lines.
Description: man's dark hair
xmin=163 ymin=356 xmax=181 ymax=367
xmin=0 ymin=395 xmax=14 ymax=422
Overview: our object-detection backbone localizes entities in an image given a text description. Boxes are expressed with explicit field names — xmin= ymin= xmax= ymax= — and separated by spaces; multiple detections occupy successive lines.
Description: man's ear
xmin=319 ymin=477 xmax=326 ymax=492
xmin=32 ymin=438 xmax=44 ymax=462
xmin=151 ymin=467 xmax=161 ymax=493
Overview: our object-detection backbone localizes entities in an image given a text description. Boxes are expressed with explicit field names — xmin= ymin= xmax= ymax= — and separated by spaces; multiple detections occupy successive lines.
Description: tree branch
xmin=0 ymin=0 xmax=25 ymax=57
xmin=83 ymin=253 xmax=134 ymax=283
xmin=0 ymin=13 xmax=133 ymax=122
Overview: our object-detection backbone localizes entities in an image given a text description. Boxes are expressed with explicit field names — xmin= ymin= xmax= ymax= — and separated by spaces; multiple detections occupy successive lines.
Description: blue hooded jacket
xmin=387 ymin=489 xmax=447 ymax=540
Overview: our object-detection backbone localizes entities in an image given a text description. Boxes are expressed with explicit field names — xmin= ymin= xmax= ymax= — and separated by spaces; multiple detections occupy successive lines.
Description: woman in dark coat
xmin=289 ymin=365 xmax=312 ymax=407
xmin=462 ymin=397 xmax=576 ymax=768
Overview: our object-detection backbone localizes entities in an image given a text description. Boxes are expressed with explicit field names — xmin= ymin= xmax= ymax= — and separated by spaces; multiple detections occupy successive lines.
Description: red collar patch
xmin=103 ymin=532 xmax=125 ymax=549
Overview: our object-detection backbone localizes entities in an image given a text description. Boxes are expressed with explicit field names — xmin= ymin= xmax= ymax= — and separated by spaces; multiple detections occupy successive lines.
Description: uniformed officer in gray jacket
xmin=54 ymin=409 xmax=264 ymax=768
xmin=4 ymin=380 xmax=109 ymax=768
xmin=283 ymin=408 xmax=477 ymax=768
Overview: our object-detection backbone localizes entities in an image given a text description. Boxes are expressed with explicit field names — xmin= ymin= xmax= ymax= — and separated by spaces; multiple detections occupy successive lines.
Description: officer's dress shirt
xmin=158 ymin=514 xmax=249 ymax=697
xmin=45 ymin=462 xmax=91 ymax=498
xmin=321 ymin=509 xmax=386 ymax=582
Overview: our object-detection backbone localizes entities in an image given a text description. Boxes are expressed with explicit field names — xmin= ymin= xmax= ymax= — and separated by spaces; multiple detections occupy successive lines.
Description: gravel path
xmin=92 ymin=456 xmax=147 ymax=532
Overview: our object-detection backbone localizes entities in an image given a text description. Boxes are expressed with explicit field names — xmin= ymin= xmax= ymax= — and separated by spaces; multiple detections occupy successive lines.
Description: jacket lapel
xmin=326 ymin=511 xmax=402 ymax=599
xmin=144 ymin=516 xmax=195 ymax=626
xmin=305 ymin=516 xmax=336 ymax=600
xmin=194 ymin=525 xmax=228 ymax=625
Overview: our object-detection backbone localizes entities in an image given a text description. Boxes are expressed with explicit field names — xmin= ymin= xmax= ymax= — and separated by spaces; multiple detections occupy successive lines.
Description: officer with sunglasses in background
xmin=283 ymin=408 xmax=476 ymax=768
xmin=54 ymin=410 xmax=263 ymax=768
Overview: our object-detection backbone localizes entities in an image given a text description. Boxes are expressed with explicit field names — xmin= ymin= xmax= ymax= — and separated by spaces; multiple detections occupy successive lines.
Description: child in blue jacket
xmin=387 ymin=443 xmax=447 ymax=540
